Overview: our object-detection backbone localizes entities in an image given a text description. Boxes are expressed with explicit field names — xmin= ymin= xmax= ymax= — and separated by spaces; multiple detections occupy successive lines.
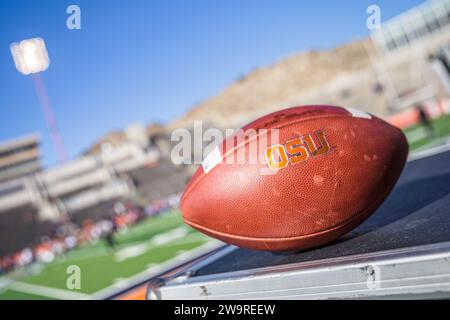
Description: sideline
xmin=7 ymin=281 xmax=88 ymax=300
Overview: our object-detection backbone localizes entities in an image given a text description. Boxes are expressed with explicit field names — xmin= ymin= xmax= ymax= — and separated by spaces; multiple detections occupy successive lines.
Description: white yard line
xmin=8 ymin=281 xmax=88 ymax=300
xmin=408 ymin=141 xmax=450 ymax=161
xmin=66 ymin=227 xmax=190 ymax=262
xmin=0 ymin=277 xmax=15 ymax=291
xmin=114 ymin=227 xmax=189 ymax=262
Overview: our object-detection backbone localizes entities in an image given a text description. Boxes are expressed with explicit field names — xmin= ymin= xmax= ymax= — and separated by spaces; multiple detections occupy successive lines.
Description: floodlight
xmin=10 ymin=38 xmax=50 ymax=75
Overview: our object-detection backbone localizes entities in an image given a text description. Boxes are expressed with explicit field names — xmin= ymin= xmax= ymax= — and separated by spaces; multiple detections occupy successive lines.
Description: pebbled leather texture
xmin=180 ymin=105 xmax=408 ymax=251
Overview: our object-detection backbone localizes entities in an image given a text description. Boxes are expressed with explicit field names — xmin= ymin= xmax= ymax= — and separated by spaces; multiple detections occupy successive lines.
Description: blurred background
xmin=1 ymin=0 xmax=450 ymax=299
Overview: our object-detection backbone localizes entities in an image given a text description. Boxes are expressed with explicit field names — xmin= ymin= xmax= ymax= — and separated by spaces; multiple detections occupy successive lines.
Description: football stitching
xmin=182 ymin=180 xmax=392 ymax=242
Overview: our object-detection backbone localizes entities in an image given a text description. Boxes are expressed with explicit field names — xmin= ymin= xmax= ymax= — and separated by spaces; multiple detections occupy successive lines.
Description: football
xmin=180 ymin=105 xmax=408 ymax=251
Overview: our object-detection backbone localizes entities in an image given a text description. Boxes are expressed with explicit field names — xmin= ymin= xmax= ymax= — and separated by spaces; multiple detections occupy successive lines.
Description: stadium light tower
xmin=10 ymin=37 xmax=68 ymax=164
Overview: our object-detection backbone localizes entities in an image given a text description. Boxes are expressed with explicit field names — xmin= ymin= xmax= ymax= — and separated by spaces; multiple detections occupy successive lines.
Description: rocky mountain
xmin=168 ymin=38 xmax=376 ymax=131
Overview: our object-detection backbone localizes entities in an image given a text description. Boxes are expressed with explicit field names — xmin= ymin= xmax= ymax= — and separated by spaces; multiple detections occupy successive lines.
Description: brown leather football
xmin=180 ymin=105 xmax=408 ymax=251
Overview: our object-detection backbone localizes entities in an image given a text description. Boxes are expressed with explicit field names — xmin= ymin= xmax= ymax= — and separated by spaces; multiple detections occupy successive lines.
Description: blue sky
xmin=0 ymin=0 xmax=425 ymax=168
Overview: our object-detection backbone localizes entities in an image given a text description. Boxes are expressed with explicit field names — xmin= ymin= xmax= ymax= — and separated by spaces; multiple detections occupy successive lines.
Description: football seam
xmin=182 ymin=169 xmax=400 ymax=243
xmin=181 ymin=111 xmax=373 ymax=204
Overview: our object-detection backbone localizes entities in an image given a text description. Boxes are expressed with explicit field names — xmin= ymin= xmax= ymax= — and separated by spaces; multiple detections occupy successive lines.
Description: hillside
xmin=169 ymin=38 xmax=374 ymax=130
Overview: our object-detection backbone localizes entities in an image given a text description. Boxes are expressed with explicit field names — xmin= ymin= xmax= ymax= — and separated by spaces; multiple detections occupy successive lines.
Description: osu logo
xmin=265 ymin=130 xmax=331 ymax=170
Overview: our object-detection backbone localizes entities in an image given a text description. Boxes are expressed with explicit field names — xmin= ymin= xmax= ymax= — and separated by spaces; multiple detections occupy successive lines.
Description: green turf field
xmin=0 ymin=210 xmax=211 ymax=300
xmin=405 ymin=114 xmax=450 ymax=152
